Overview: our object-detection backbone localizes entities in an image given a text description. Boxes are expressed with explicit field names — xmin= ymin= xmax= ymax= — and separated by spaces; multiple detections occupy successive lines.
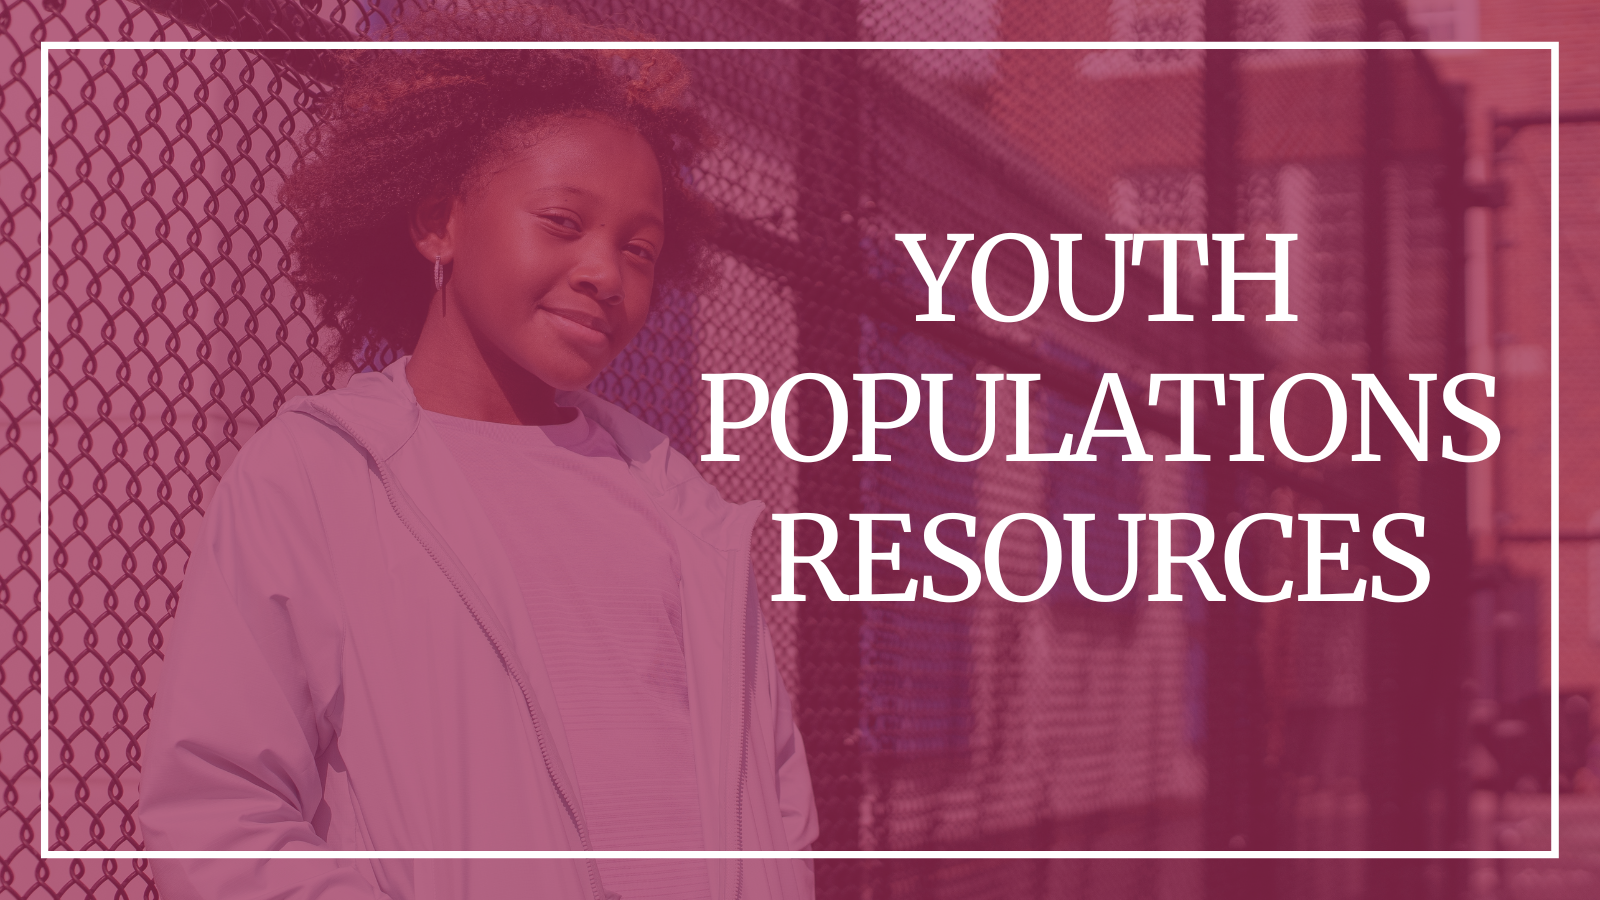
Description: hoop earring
xmin=434 ymin=254 xmax=446 ymax=315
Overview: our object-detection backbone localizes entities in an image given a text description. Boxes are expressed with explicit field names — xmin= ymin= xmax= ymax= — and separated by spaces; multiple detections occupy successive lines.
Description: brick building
xmin=1419 ymin=0 xmax=1597 ymax=786
xmin=1420 ymin=0 xmax=1600 ymax=888
xmin=976 ymin=0 xmax=1586 ymax=866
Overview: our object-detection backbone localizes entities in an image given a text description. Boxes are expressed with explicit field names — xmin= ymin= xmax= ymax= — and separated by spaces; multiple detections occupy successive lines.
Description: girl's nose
xmin=569 ymin=238 xmax=625 ymax=304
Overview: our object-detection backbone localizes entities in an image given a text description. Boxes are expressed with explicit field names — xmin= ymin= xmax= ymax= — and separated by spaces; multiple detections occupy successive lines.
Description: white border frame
xmin=38 ymin=39 xmax=1561 ymax=861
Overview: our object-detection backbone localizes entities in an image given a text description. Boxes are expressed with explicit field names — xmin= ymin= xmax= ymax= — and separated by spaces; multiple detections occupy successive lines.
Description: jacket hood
xmin=285 ymin=356 xmax=762 ymax=552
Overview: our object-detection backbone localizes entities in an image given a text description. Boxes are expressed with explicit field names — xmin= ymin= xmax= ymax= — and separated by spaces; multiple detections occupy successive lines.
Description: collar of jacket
xmin=284 ymin=356 xmax=764 ymax=552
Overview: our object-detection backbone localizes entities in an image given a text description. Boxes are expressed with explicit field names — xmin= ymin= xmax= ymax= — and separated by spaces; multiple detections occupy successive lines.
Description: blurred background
xmin=3 ymin=0 xmax=1592 ymax=898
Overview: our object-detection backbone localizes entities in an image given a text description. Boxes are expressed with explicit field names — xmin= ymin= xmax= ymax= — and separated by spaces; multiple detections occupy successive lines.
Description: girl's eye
xmin=627 ymin=243 xmax=658 ymax=263
xmin=541 ymin=213 xmax=581 ymax=231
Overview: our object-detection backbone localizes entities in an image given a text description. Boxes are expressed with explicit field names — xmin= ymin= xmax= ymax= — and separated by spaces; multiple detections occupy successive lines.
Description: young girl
xmin=137 ymin=8 xmax=817 ymax=899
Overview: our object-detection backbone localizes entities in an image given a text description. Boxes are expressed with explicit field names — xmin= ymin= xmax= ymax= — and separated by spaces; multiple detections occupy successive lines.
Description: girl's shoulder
xmin=218 ymin=370 xmax=413 ymax=504
xmin=557 ymin=390 xmax=762 ymax=552
xmin=239 ymin=362 xmax=421 ymax=466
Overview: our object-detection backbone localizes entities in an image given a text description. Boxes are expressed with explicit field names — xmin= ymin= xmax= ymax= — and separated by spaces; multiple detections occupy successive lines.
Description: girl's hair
xmin=280 ymin=3 xmax=717 ymax=372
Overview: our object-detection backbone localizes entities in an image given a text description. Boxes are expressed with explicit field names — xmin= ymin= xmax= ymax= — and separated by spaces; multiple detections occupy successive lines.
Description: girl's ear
xmin=409 ymin=191 xmax=457 ymax=263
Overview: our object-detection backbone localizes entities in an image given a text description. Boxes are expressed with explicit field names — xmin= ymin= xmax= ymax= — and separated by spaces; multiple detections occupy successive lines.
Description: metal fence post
xmin=1203 ymin=2 xmax=1280 ymax=893
xmin=794 ymin=3 xmax=866 ymax=895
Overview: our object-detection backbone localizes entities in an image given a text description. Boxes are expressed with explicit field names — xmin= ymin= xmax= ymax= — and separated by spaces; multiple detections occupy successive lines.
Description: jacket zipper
xmin=728 ymin=508 xmax=761 ymax=900
xmin=305 ymin=406 xmax=606 ymax=900
xmin=733 ymin=554 xmax=750 ymax=900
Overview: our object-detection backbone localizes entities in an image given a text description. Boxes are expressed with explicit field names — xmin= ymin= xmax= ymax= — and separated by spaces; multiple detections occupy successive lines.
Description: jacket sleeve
xmin=138 ymin=424 xmax=393 ymax=900
xmin=753 ymin=572 xmax=819 ymax=891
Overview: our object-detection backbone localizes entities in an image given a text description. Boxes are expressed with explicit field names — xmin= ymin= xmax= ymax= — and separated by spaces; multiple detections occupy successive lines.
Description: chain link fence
xmin=6 ymin=1 xmax=1486 ymax=898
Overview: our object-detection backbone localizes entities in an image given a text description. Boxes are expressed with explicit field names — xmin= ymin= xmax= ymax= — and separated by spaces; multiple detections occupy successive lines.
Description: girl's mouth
xmin=538 ymin=305 xmax=613 ymax=337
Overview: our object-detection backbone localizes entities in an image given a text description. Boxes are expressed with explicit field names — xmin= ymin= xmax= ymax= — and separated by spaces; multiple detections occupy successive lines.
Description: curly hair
xmin=279 ymin=3 xmax=717 ymax=372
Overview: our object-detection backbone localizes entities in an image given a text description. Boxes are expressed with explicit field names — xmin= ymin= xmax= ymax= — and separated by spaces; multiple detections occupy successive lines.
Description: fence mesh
xmin=6 ymin=1 xmax=1488 ymax=898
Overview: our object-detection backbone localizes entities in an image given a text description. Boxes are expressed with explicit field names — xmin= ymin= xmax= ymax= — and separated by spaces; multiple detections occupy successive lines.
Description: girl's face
xmin=437 ymin=115 xmax=666 ymax=391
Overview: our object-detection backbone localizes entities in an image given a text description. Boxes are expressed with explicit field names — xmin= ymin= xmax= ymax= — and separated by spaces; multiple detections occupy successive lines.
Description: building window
xmin=1403 ymin=0 xmax=1480 ymax=41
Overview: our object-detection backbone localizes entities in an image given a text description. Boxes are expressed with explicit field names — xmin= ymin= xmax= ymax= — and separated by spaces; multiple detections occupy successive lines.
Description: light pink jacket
xmin=138 ymin=357 xmax=818 ymax=900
